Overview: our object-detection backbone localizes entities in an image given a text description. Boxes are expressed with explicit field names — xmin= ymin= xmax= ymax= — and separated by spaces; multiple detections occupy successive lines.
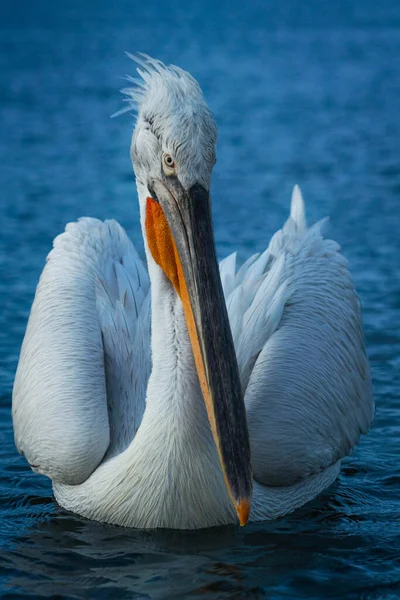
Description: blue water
xmin=1 ymin=1 xmax=400 ymax=598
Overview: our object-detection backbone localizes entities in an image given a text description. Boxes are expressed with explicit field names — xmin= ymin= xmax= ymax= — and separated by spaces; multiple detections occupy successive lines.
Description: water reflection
xmin=4 ymin=474 xmax=398 ymax=598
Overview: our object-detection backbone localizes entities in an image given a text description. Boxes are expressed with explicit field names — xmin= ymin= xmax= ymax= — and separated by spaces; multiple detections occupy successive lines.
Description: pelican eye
xmin=162 ymin=153 xmax=176 ymax=175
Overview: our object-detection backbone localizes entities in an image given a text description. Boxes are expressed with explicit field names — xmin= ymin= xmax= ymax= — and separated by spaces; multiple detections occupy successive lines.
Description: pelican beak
xmin=146 ymin=174 xmax=252 ymax=526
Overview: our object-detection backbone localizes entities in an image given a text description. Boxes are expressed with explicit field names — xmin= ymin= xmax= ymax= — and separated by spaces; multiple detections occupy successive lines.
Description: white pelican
xmin=12 ymin=55 xmax=374 ymax=530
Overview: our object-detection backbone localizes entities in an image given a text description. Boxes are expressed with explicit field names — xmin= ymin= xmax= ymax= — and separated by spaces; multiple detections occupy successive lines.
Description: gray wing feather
xmin=221 ymin=187 xmax=374 ymax=487
xmin=12 ymin=218 xmax=150 ymax=484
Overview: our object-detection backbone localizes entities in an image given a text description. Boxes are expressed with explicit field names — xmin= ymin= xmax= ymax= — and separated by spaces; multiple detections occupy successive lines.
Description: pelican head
xmin=126 ymin=55 xmax=252 ymax=525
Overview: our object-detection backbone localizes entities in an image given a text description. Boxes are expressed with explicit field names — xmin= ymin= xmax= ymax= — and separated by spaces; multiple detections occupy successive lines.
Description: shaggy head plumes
xmin=120 ymin=54 xmax=218 ymax=190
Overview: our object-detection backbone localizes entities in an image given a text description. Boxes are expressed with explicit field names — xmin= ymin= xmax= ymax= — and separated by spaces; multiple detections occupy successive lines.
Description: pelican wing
xmin=221 ymin=187 xmax=374 ymax=487
xmin=12 ymin=218 xmax=150 ymax=485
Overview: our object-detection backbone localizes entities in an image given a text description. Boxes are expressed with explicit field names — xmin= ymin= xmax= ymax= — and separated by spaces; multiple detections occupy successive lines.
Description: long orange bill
xmin=146 ymin=174 xmax=252 ymax=526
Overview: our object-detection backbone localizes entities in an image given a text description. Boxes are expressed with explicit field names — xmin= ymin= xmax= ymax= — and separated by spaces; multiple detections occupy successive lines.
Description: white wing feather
xmin=222 ymin=186 xmax=374 ymax=487
xmin=12 ymin=218 xmax=150 ymax=484
xmin=13 ymin=189 xmax=373 ymax=501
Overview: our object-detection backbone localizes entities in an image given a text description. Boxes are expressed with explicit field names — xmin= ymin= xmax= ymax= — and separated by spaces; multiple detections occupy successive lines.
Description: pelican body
xmin=12 ymin=56 xmax=373 ymax=529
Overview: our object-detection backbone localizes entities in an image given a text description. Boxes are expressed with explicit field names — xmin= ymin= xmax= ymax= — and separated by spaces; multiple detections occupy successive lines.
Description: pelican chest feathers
xmin=12 ymin=55 xmax=374 ymax=530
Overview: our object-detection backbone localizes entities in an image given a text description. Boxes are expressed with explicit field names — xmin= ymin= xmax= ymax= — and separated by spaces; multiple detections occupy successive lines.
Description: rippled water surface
xmin=1 ymin=1 xmax=399 ymax=598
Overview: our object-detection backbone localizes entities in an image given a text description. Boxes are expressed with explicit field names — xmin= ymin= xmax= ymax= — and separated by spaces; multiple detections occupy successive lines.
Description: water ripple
xmin=1 ymin=1 xmax=399 ymax=598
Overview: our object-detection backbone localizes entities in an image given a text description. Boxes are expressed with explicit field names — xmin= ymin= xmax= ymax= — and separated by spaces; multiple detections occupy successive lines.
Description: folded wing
xmin=12 ymin=218 xmax=150 ymax=485
xmin=221 ymin=187 xmax=374 ymax=487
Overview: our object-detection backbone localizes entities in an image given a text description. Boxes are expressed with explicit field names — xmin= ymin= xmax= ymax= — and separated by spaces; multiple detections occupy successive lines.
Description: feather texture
xmin=12 ymin=185 xmax=373 ymax=528
xmin=221 ymin=187 xmax=374 ymax=487
xmin=12 ymin=52 xmax=373 ymax=528
xmin=13 ymin=218 xmax=150 ymax=483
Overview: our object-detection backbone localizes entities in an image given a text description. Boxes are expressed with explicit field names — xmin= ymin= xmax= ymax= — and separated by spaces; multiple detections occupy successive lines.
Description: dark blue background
xmin=1 ymin=1 xmax=399 ymax=598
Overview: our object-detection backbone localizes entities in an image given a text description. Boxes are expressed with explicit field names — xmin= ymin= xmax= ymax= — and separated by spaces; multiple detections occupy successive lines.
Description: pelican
xmin=12 ymin=55 xmax=374 ymax=529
